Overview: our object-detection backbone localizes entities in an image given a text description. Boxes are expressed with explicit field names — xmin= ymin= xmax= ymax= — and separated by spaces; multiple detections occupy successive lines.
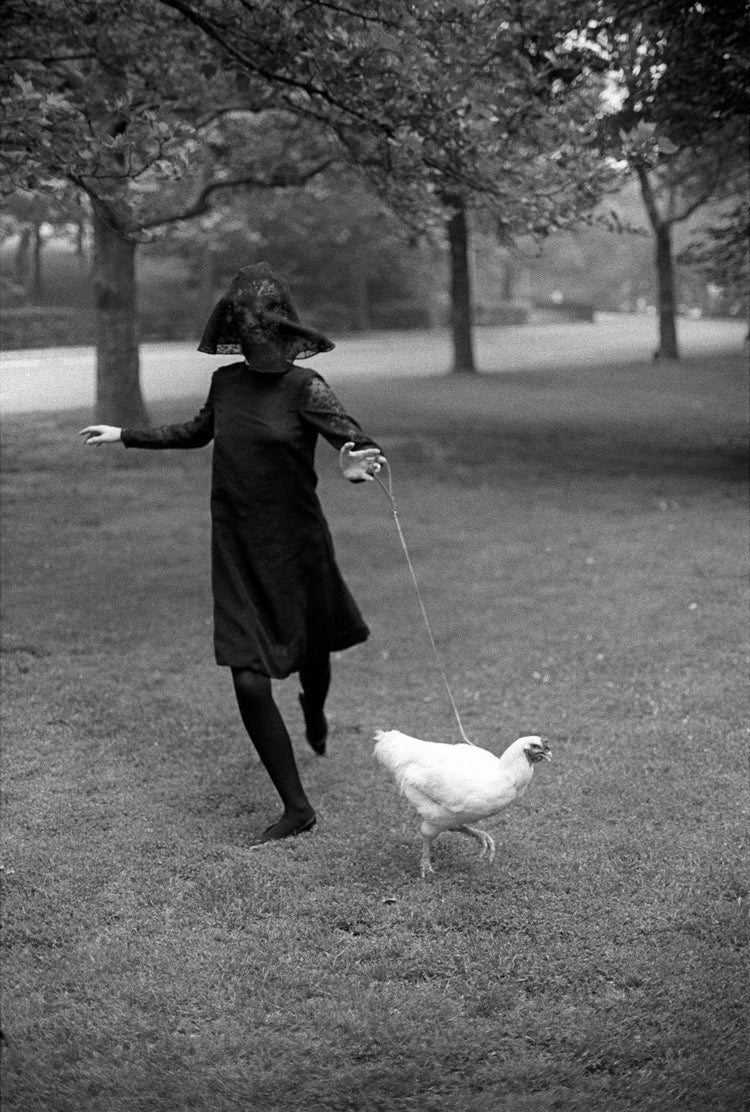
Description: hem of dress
xmin=214 ymin=627 xmax=369 ymax=677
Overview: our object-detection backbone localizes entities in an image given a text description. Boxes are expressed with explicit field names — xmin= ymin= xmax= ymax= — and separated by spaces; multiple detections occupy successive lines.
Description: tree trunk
xmin=635 ymin=165 xmax=680 ymax=360
xmin=31 ymin=223 xmax=44 ymax=303
xmin=502 ymin=257 xmax=514 ymax=301
xmin=446 ymin=195 xmax=476 ymax=373
xmin=654 ymin=223 xmax=679 ymax=360
xmin=91 ymin=202 xmax=148 ymax=425
xmin=75 ymin=216 xmax=87 ymax=261
xmin=14 ymin=226 xmax=31 ymax=290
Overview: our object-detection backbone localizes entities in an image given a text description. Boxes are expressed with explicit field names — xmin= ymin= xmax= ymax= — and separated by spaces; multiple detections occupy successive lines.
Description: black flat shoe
xmin=298 ymin=693 xmax=328 ymax=755
xmin=258 ymin=811 xmax=317 ymax=844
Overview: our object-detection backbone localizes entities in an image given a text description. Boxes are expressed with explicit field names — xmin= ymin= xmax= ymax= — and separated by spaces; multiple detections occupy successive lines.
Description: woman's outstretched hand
xmin=79 ymin=425 xmax=123 ymax=446
xmin=339 ymin=442 xmax=386 ymax=482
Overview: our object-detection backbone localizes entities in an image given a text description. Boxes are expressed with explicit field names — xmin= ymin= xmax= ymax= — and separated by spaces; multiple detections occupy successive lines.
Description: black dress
xmin=122 ymin=362 xmax=378 ymax=677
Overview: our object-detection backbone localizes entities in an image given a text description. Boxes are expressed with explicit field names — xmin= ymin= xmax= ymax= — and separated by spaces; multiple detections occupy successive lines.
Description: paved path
xmin=1 ymin=313 xmax=746 ymax=414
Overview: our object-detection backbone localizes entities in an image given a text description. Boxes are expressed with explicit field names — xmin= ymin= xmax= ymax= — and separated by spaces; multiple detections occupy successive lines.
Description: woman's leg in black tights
xmin=231 ymin=667 xmax=315 ymax=839
xmin=298 ymin=655 xmax=331 ymax=753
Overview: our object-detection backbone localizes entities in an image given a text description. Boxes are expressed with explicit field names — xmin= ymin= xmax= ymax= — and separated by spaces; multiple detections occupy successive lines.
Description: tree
xmin=3 ymin=0 xmax=612 ymax=416
xmin=678 ymin=196 xmax=749 ymax=314
xmin=1 ymin=1 xmax=343 ymax=421
xmin=1 ymin=191 xmax=60 ymax=302
xmin=621 ymin=120 xmax=745 ymax=357
xmin=2 ymin=1 xmax=205 ymax=420
xmin=648 ymin=0 xmax=750 ymax=307
xmin=156 ymin=0 xmax=612 ymax=372
xmin=148 ymin=164 xmax=444 ymax=333
xmin=589 ymin=1 xmax=750 ymax=358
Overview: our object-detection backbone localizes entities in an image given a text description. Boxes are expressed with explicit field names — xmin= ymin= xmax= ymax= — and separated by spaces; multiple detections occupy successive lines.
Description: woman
xmin=80 ymin=263 xmax=385 ymax=844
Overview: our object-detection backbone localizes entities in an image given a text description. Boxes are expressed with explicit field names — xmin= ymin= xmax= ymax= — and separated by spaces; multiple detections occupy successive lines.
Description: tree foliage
xmin=155 ymin=0 xmax=610 ymax=235
xmin=2 ymin=1 xmax=349 ymax=418
xmin=606 ymin=0 xmax=749 ymax=138
xmin=154 ymin=0 xmax=614 ymax=371
xmin=583 ymin=1 xmax=750 ymax=356
xmin=2 ymin=0 xmax=615 ymax=405
xmin=2 ymin=1 xmax=203 ymax=210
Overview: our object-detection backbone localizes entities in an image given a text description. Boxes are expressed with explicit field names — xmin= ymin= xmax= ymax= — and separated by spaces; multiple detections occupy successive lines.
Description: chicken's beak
xmin=540 ymin=742 xmax=552 ymax=761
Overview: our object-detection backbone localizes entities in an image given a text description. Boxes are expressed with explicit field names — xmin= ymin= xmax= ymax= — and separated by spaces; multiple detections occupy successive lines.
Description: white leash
xmin=374 ymin=460 xmax=476 ymax=746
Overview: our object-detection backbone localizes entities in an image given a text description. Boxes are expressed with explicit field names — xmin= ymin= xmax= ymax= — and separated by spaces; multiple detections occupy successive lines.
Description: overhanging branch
xmin=137 ymin=158 xmax=336 ymax=231
xmin=156 ymin=0 xmax=394 ymax=137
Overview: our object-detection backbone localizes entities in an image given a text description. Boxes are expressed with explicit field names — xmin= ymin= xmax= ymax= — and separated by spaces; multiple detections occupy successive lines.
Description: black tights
xmin=231 ymin=657 xmax=330 ymax=817
xmin=299 ymin=656 xmax=331 ymax=721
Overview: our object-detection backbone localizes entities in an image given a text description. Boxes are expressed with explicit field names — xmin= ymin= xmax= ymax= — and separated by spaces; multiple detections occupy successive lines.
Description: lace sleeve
xmin=300 ymin=373 xmax=379 ymax=451
xmin=122 ymin=388 xmax=214 ymax=450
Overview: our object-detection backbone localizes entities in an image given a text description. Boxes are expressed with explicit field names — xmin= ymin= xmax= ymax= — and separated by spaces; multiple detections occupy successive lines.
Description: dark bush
xmin=369 ymin=300 xmax=435 ymax=330
xmin=1 ymin=304 xmax=204 ymax=350
xmin=474 ymin=301 xmax=530 ymax=326
xmin=137 ymin=303 xmax=200 ymax=343
xmin=0 ymin=306 xmax=95 ymax=350
xmin=532 ymin=298 xmax=595 ymax=322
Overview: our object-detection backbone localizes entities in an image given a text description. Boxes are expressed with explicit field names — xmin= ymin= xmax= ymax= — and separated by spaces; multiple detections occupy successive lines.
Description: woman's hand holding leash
xmin=339 ymin=442 xmax=386 ymax=482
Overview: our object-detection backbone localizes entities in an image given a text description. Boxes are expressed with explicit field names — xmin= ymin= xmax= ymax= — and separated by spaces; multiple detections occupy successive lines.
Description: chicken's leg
xmin=420 ymin=835 xmax=435 ymax=877
xmin=458 ymin=825 xmax=496 ymax=863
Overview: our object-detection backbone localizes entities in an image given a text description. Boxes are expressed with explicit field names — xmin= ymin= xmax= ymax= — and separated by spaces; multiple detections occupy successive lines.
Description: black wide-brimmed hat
xmin=198 ymin=262 xmax=334 ymax=361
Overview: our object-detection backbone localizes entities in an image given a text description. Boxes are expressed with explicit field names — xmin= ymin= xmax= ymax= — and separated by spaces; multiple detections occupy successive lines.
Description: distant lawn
xmin=1 ymin=352 xmax=748 ymax=1112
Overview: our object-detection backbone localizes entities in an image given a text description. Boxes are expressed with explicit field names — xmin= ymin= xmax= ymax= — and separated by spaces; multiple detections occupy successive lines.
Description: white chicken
xmin=373 ymin=730 xmax=551 ymax=877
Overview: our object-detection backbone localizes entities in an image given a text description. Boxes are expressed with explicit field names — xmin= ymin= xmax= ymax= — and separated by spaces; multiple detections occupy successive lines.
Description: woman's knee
xmin=231 ymin=667 xmax=272 ymax=707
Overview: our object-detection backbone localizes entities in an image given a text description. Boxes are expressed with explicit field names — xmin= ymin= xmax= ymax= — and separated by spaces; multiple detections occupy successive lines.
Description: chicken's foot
xmin=458 ymin=825 xmax=496 ymax=864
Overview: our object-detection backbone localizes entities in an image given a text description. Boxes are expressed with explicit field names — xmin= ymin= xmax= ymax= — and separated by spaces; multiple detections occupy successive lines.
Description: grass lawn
xmin=1 ymin=350 xmax=748 ymax=1111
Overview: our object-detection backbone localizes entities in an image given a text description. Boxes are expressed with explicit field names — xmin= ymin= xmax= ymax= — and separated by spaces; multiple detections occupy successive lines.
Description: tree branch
xmin=0 ymin=52 xmax=95 ymax=64
xmin=155 ymin=0 xmax=394 ymax=136
xmin=136 ymin=158 xmax=336 ymax=231
xmin=306 ymin=0 xmax=401 ymax=31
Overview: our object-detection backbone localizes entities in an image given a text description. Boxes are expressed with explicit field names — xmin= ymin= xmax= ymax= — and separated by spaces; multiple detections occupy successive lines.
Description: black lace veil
xmin=198 ymin=262 xmax=335 ymax=361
